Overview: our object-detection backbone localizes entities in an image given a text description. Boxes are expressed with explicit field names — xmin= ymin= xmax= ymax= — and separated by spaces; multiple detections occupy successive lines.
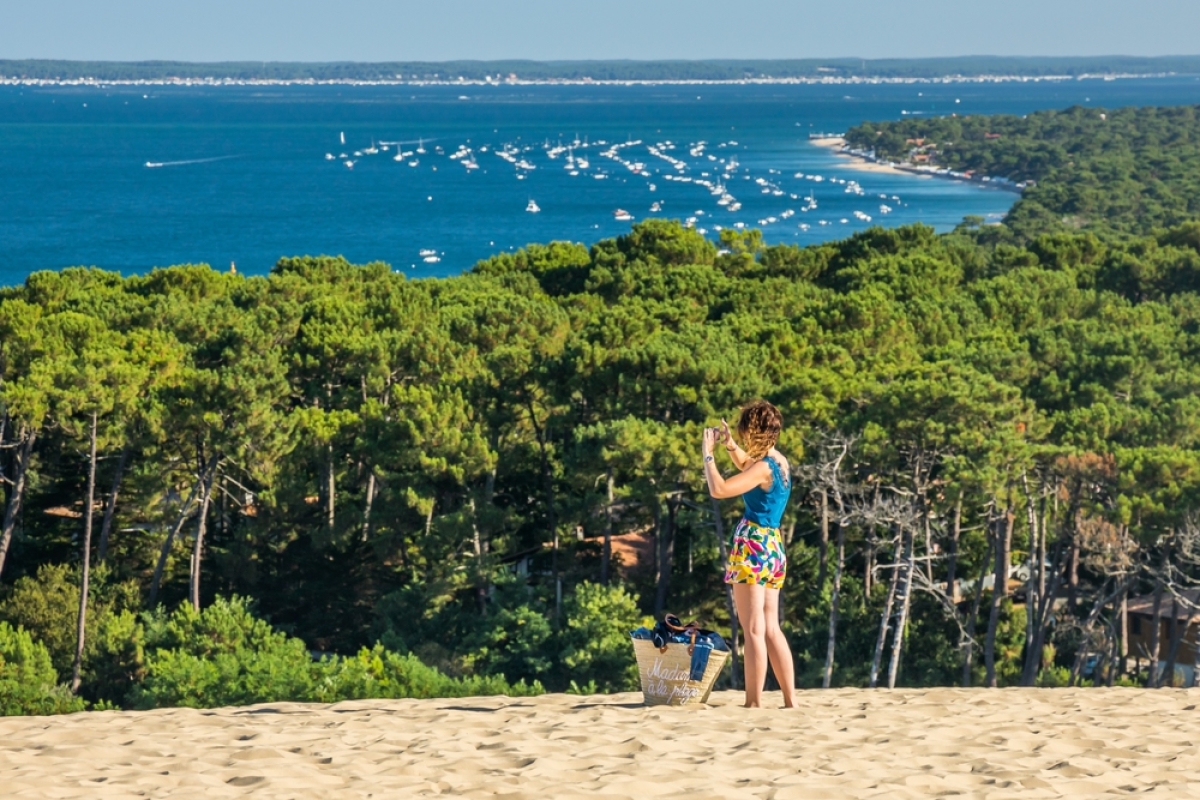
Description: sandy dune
xmin=3 ymin=688 xmax=1200 ymax=798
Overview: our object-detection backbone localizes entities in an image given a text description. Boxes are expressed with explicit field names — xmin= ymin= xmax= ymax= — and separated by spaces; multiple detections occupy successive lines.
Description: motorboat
xmin=526 ymin=200 xmax=541 ymax=213
xmin=613 ymin=209 xmax=633 ymax=221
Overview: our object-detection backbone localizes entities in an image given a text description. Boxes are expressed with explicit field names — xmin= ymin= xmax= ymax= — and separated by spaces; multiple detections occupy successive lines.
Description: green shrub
xmin=466 ymin=603 xmax=554 ymax=684
xmin=558 ymin=582 xmax=646 ymax=693
xmin=0 ymin=562 xmax=140 ymax=689
xmin=128 ymin=596 xmax=317 ymax=709
xmin=130 ymin=596 xmax=541 ymax=709
xmin=0 ymin=622 xmax=84 ymax=716
xmin=316 ymin=644 xmax=542 ymax=701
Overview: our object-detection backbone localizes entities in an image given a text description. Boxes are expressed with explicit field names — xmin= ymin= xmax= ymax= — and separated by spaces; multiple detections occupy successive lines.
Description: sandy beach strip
xmin=809 ymin=136 xmax=933 ymax=177
xmin=2 ymin=688 xmax=1199 ymax=798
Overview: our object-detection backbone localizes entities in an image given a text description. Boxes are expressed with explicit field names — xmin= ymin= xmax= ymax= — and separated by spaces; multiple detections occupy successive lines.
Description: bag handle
xmin=660 ymin=614 xmax=703 ymax=655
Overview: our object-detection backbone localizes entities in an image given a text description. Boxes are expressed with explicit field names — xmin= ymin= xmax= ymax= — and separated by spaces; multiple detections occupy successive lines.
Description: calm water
xmin=1 ymin=78 xmax=1199 ymax=285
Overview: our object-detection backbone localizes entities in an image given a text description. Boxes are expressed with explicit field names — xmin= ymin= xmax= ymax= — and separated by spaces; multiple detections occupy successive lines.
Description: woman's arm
xmin=722 ymin=418 xmax=752 ymax=471
xmin=703 ymin=428 xmax=771 ymax=499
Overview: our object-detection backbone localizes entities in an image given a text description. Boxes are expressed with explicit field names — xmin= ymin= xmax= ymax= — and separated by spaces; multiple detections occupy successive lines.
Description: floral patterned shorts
xmin=724 ymin=518 xmax=787 ymax=590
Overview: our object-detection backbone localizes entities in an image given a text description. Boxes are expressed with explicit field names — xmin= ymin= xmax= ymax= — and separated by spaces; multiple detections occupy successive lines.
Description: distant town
xmin=2 ymin=55 xmax=1198 ymax=86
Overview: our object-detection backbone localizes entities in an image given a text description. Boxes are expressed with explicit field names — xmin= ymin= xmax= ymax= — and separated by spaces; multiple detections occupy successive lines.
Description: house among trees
xmin=1126 ymin=588 xmax=1200 ymax=687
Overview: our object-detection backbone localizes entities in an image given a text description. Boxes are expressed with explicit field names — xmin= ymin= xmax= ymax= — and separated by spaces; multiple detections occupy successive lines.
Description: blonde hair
xmin=736 ymin=400 xmax=782 ymax=460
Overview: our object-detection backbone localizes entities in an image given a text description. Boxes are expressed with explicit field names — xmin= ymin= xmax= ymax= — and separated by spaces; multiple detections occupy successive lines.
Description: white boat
xmin=409 ymin=160 xmax=419 ymax=167
xmin=325 ymin=153 xmax=335 ymax=160
xmin=526 ymin=200 xmax=541 ymax=213
xmin=363 ymin=141 xmax=379 ymax=155
xmin=344 ymin=160 xmax=355 ymax=169
xmin=650 ymin=201 xmax=662 ymax=212
xmin=648 ymin=183 xmax=656 ymax=192
xmin=613 ymin=209 xmax=633 ymax=221
xmin=416 ymin=139 xmax=426 ymax=154
xmin=419 ymin=249 xmax=437 ymax=257
xmin=423 ymin=255 xmax=441 ymax=264
xmin=340 ymin=132 xmax=345 ymax=145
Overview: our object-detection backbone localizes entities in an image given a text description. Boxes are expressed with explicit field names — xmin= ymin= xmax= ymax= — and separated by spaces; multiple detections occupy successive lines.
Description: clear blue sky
xmin=3 ymin=0 xmax=1198 ymax=62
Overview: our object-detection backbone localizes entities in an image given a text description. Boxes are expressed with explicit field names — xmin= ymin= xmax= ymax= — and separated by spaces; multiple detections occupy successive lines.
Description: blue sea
xmin=2 ymin=77 xmax=1199 ymax=285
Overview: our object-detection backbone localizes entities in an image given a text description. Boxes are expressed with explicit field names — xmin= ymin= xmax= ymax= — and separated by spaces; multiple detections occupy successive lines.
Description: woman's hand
xmin=702 ymin=427 xmax=720 ymax=457
xmin=720 ymin=419 xmax=734 ymax=450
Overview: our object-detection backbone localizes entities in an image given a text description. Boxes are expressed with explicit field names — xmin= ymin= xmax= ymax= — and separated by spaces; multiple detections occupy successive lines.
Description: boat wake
xmin=144 ymin=155 xmax=240 ymax=169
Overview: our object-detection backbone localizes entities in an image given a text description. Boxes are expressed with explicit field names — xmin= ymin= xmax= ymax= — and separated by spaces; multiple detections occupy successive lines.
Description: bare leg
xmin=733 ymin=582 xmax=767 ymax=707
xmin=763 ymin=587 xmax=797 ymax=707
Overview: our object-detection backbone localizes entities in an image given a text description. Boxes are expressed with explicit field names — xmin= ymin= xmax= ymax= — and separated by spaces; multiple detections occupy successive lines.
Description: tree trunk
xmin=360 ymin=470 xmax=377 ymax=542
xmin=822 ymin=519 xmax=846 ymax=689
xmin=1022 ymin=472 xmax=1041 ymax=686
xmin=325 ymin=442 xmax=336 ymax=531
xmin=1023 ymin=538 xmax=1066 ymax=686
xmin=1191 ymin=617 xmax=1200 ymax=688
xmin=1147 ymin=577 xmax=1164 ymax=688
xmin=1069 ymin=578 xmax=1130 ymax=686
xmin=526 ymin=400 xmax=558 ymax=620
xmin=1067 ymin=536 xmax=1080 ymax=611
xmin=601 ymin=468 xmax=614 ymax=585
xmin=71 ymin=412 xmax=99 ymax=693
xmin=946 ymin=495 xmax=962 ymax=601
xmin=1107 ymin=617 xmax=1119 ymax=687
xmin=654 ymin=494 xmax=678 ymax=617
xmin=0 ymin=426 xmax=36 ymax=580
xmin=816 ymin=488 xmax=829 ymax=588
xmin=887 ymin=525 xmax=916 ymax=689
xmin=148 ymin=460 xmax=211 ymax=606
xmin=1119 ymin=590 xmax=1129 ymax=678
xmin=96 ymin=445 xmax=130 ymax=563
xmin=864 ymin=537 xmax=874 ymax=602
xmin=870 ymin=532 xmax=901 ymax=689
xmin=984 ymin=509 xmax=1013 ymax=688
xmin=189 ymin=466 xmax=217 ymax=611
xmin=711 ymin=497 xmax=740 ymax=690
xmin=469 ymin=496 xmax=487 ymax=614
xmin=962 ymin=536 xmax=995 ymax=687
xmin=1163 ymin=595 xmax=1193 ymax=688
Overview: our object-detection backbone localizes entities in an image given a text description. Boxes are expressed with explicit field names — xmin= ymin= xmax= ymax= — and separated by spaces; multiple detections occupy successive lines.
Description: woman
xmin=702 ymin=400 xmax=796 ymax=708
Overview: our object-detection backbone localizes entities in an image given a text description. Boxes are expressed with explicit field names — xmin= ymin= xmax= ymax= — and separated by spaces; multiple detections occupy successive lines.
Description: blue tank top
xmin=742 ymin=454 xmax=791 ymax=528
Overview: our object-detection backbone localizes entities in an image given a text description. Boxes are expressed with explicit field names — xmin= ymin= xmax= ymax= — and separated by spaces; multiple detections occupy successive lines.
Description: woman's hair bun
xmin=736 ymin=400 xmax=782 ymax=460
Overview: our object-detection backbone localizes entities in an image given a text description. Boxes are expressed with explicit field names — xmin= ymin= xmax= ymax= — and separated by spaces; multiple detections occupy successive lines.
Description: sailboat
xmin=526 ymin=199 xmax=541 ymax=213
xmin=416 ymin=138 xmax=426 ymax=155
xmin=340 ymin=132 xmax=346 ymax=146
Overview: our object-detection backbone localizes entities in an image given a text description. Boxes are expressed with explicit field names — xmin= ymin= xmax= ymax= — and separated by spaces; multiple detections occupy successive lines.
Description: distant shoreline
xmin=0 ymin=72 xmax=1183 ymax=89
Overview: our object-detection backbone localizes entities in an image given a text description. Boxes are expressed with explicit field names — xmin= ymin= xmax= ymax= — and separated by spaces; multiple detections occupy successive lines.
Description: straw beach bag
xmin=631 ymin=629 xmax=729 ymax=706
